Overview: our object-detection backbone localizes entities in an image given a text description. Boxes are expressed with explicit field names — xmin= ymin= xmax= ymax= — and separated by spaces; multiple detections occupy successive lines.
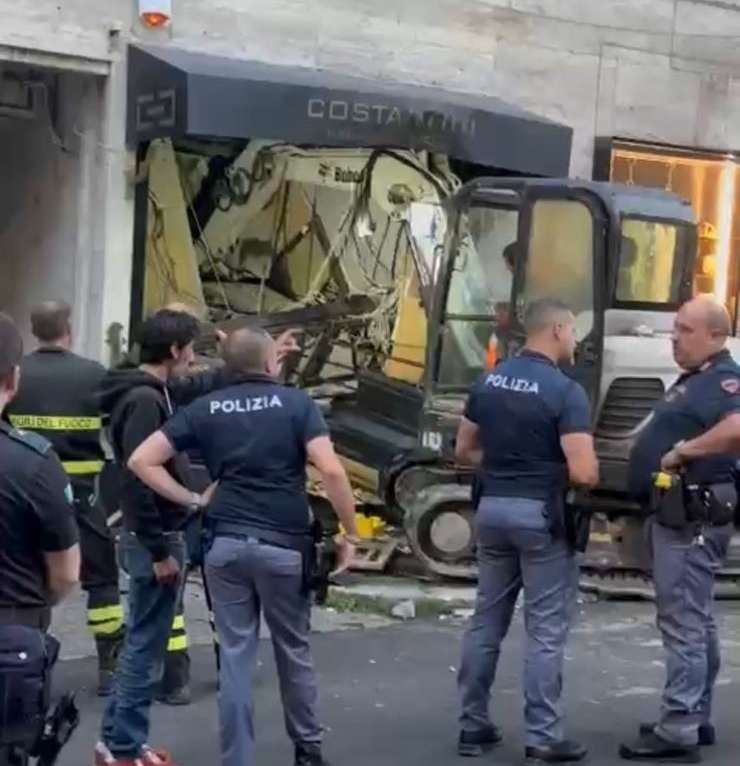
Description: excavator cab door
xmin=508 ymin=185 xmax=608 ymax=407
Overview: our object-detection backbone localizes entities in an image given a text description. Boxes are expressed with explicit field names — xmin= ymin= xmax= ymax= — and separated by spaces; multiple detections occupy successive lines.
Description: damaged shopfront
xmin=124 ymin=43 xmax=573 ymax=571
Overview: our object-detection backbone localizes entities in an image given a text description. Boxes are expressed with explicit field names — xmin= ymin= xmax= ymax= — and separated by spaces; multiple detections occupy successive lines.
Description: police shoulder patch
xmin=720 ymin=378 xmax=740 ymax=395
xmin=8 ymin=428 xmax=52 ymax=456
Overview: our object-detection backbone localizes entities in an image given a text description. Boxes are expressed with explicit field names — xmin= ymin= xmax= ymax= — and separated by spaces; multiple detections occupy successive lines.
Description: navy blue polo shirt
xmin=629 ymin=349 xmax=740 ymax=501
xmin=464 ymin=350 xmax=592 ymax=500
xmin=162 ymin=375 xmax=329 ymax=535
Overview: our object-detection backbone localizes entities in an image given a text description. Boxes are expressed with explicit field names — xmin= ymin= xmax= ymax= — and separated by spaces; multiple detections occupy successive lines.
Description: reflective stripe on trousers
xmin=167 ymin=613 xmax=188 ymax=652
xmin=458 ymin=497 xmax=578 ymax=747
xmin=88 ymin=604 xmax=125 ymax=636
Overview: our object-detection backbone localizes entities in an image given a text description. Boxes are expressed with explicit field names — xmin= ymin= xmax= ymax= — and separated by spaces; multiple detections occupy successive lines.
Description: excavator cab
xmin=398 ymin=178 xmax=698 ymax=579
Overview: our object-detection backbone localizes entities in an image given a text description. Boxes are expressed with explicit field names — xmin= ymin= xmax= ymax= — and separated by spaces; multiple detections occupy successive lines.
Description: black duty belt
xmin=0 ymin=606 xmax=51 ymax=631
xmin=652 ymin=478 xmax=736 ymax=530
xmin=212 ymin=521 xmax=312 ymax=553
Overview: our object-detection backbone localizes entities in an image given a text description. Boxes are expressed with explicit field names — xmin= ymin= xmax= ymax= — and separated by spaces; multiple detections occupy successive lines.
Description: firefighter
xmin=5 ymin=301 xmax=123 ymax=697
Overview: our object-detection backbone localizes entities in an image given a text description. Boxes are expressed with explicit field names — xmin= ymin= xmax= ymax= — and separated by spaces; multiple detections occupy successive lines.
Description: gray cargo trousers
xmin=458 ymin=497 xmax=579 ymax=747
xmin=651 ymin=519 xmax=733 ymax=746
xmin=205 ymin=535 xmax=321 ymax=766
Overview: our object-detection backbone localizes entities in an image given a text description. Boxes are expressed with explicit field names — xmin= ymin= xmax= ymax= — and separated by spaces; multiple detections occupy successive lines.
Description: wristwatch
xmin=187 ymin=492 xmax=203 ymax=512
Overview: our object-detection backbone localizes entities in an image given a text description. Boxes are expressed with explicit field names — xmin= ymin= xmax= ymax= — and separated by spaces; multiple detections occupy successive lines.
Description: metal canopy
xmin=127 ymin=44 xmax=573 ymax=177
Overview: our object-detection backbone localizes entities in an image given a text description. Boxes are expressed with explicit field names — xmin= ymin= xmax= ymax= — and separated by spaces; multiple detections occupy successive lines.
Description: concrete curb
xmin=326 ymin=580 xmax=476 ymax=620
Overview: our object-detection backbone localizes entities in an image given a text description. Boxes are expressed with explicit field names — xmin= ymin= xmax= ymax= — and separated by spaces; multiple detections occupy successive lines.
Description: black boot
xmin=294 ymin=744 xmax=328 ymax=766
xmin=638 ymin=723 xmax=715 ymax=747
xmin=458 ymin=725 xmax=503 ymax=757
xmin=619 ymin=732 xmax=701 ymax=763
xmin=157 ymin=647 xmax=191 ymax=706
xmin=525 ymin=740 xmax=588 ymax=763
xmin=95 ymin=631 xmax=123 ymax=697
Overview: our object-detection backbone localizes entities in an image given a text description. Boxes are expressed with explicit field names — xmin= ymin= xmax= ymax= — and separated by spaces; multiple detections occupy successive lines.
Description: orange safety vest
xmin=485 ymin=337 xmax=498 ymax=368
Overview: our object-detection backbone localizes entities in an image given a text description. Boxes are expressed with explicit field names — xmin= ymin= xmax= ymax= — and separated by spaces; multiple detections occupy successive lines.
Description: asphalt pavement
xmin=52 ymin=598 xmax=740 ymax=766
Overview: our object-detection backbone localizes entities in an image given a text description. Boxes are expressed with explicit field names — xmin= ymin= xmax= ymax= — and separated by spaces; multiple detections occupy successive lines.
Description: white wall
xmin=4 ymin=0 xmax=740 ymax=179
xmin=0 ymin=71 xmax=112 ymax=358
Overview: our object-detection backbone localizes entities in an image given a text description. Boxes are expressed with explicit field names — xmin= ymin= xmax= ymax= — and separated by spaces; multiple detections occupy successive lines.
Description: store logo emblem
xmin=136 ymin=89 xmax=176 ymax=131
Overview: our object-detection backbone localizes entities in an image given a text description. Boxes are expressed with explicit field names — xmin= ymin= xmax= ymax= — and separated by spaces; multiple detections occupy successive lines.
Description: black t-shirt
xmin=0 ymin=422 xmax=79 ymax=608
xmin=6 ymin=348 xmax=106 ymax=473
xmin=162 ymin=376 xmax=329 ymax=535
xmin=629 ymin=350 xmax=740 ymax=501
xmin=464 ymin=350 xmax=592 ymax=500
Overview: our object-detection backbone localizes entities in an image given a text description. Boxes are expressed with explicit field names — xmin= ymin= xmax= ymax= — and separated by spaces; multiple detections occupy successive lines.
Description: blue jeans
xmin=101 ymin=532 xmax=186 ymax=758
xmin=458 ymin=497 xmax=578 ymax=747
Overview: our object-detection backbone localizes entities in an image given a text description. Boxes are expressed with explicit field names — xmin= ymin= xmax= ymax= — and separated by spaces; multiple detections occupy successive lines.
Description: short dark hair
xmin=137 ymin=309 xmax=200 ymax=364
xmin=223 ymin=327 xmax=272 ymax=374
xmin=524 ymin=298 xmax=573 ymax=334
xmin=0 ymin=313 xmax=23 ymax=378
xmin=31 ymin=300 xmax=71 ymax=343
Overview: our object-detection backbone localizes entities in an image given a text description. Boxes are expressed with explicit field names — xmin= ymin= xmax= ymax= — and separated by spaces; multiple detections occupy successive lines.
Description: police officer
xmin=128 ymin=327 xmax=359 ymax=766
xmin=0 ymin=312 xmax=80 ymax=763
xmin=5 ymin=300 xmax=123 ymax=696
xmin=455 ymin=298 xmax=598 ymax=764
xmin=620 ymin=296 xmax=740 ymax=763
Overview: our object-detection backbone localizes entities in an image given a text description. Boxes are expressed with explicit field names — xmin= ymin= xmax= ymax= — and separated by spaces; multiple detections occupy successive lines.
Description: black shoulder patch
xmin=8 ymin=428 xmax=52 ymax=456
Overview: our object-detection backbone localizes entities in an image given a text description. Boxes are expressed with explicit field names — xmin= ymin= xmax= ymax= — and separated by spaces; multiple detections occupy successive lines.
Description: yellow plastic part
xmin=143 ymin=139 xmax=207 ymax=317
xmin=653 ymin=472 xmax=674 ymax=489
xmin=383 ymin=273 xmax=427 ymax=384
xmin=341 ymin=513 xmax=387 ymax=539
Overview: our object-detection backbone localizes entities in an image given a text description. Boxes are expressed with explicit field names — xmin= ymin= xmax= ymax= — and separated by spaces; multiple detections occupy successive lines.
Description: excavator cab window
xmin=436 ymin=202 xmax=518 ymax=388
xmin=613 ymin=218 xmax=693 ymax=308
xmin=510 ymin=189 xmax=606 ymax=406
xmin=520 ymin=198 xmax=596 ymax=344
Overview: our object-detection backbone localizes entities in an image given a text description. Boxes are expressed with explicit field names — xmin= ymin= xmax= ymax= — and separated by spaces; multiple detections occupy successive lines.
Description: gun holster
xmin=650 ymin=473 xmax=688 ymax=529
xmin=31 ymin=693 xmax=80 ymax=766
xmin=544 ymin=488 xmax=591 ymax=553
xmin=563 ymin=491 xmax=592 ymax=553
xmin=651 ymin=474 xmax=736 ymax=529
xmin=0 ymin=626 xmax=56 ymax=752
xmin=306 ymin=519 xmax=337 ymax=606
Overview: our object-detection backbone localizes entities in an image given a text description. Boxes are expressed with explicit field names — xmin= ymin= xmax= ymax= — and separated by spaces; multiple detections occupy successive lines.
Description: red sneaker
xmin=94 ymin=743 xmax=177 ymax=766
xmin=142 ymin=746 xmax=177 ymax=766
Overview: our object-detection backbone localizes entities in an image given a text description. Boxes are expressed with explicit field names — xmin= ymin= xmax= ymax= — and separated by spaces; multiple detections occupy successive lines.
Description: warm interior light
xmin=700 ymin=254 xmax=717 ymax=278
xmin=715 ymin=161 xmax=736 ymax=305
xmin=612 ymin=145 xmax=738 ymax=306
xmin=141 ymin=11 xmax=170 ymax=27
